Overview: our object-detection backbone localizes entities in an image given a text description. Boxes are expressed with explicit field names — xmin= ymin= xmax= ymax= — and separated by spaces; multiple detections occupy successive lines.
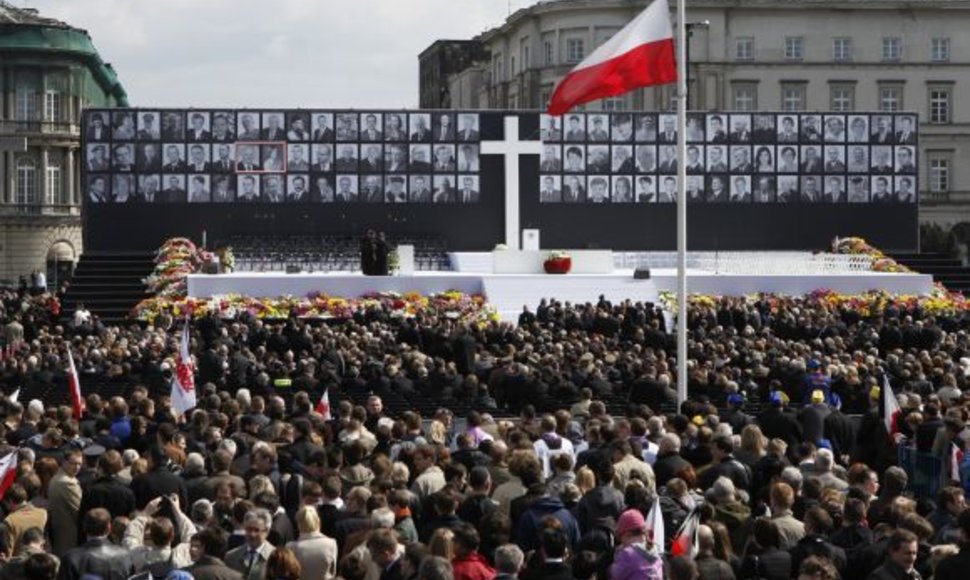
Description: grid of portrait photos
xmin=538 ymin=112 xmax=919 ymax=204
xmin=82 ymin=110 xmax=484 ymax=204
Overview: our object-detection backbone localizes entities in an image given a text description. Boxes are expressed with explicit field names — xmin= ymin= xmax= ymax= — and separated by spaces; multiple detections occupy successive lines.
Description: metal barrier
xmin=897 ymin=446 xmax=943 ymax=498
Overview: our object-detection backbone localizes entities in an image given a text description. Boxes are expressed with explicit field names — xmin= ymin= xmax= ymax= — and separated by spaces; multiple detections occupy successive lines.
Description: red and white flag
xmin=170 ymin=322 xmax=196 ymax=416
xmin=0 ymin=451 xmax=18 ymax=502
xmin=883 ymin=374 xmax=901 ymax=437
xmin=66 ymin=349 xmax=84 ymax=420
xmin=951 ymin=442 xmax=964 ymax=483
xmin=670 ymin=508 xmax=700 ymax=558
xmin=547 ymin=0 xmax=676 ymax=115
xmin=315 ymin=389 xmax=332 ymax=421
xmin=645 ymin=495 xmax=665 ymax=550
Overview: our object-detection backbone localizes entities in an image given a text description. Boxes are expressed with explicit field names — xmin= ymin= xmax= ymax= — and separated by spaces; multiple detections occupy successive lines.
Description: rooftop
xmin=0 ymin=1 xmax=72 ymax=28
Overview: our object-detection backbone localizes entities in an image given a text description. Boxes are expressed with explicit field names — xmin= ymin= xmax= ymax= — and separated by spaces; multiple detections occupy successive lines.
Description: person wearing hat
xmin=610 ymin=509 xmax=664 ymax=580
xmin=757 ymin=392 xmax=803 ymax=451
xmin=722 ymin=393 xmax=753 ymax=434
xmin=797 ymin=390 xmax=832 ymax=447
xmin=801 ymin=359 xmax=833 ymax=405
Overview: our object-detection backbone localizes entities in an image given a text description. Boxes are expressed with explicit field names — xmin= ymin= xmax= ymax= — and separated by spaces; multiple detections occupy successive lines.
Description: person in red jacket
xmin=451 ymin=523 xmax=495 ymax=580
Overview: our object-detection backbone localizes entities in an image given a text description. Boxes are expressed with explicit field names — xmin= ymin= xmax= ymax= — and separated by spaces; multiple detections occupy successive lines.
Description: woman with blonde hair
xmin=429 ymin=528 xmax=455 ymax=561
xmin=737 ymin=424 xmax=768 ymax=467
xmin=575 ymin=466 xmax=596 ymax=496
xmin=285 ymin=506 xmax=338 ymax=580
xmin=426 ymin=420 xmax=448 ymax=446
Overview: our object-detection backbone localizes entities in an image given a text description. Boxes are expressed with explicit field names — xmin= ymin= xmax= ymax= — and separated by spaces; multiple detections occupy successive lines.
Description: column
xmin=66 ymin=147 xmax=75 ymax=207
xmin=39 ymin=147 xmax=48 ymax=207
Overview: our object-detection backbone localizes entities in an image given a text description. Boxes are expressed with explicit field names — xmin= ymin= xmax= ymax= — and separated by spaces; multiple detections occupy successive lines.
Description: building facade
xmin=424 ymin=0 xmax=970 ymax=232
xmin=0 ymin=1 xmax=126 ymax=286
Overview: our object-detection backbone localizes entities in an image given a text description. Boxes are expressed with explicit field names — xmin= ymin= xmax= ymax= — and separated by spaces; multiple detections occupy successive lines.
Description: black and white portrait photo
xmin=409 ymin=113 xmax=432 ymax=142
xmin=86 ymin=144 xmax=110 ymax=171
xmin=211 ymin=112 xmax=236 ymax=142
xmin=539 ymin=175 xmax=562 ymax=203
xmin=335 ymin=144 xmax=359 ymax=172
xmin=823 ymin=146 xmax=846 ymax=173
xmin=752 ymin=176 xmax=776 ymax=203
xmin=635 ymin=115 xmax=656 ymax=142
xmin=359 ymin=114 xmax=383 ymax=142
xmin=800 ymin=115 xmax=822 ymax=142
xmin=824 ymin=176 xmax=846 ymax=203
xmin=87 ymin=174 xmax=110 ymax=203
xmin=612 ymin=176 xmax=634 ymax=203
xmin=730 ymin=175 xmax=751 ymax=202
xmin=612 ymin=145 xmax=634 ymax=173
xmin=186 ymin=144 xmax=210 ymax=173
xmin=800 ymin=176 xmax=822 ymax=203
xmin=895 ymin=176 xmax=917 ymax=203
xmin=335 ymin=113 xmax=359 ymax=141
xmin=587 ymin=176 xmax=611 ymax=203
xmin=753 ymin=146 xmax=774 ymax=173
xmin=848 ymin=115 xmax=869 ymax=143
xmin=385 ymin=144 xmax=409 ymax=173
xmin=285 ymin=112 xmax=311 ymax=141
xmin=752 ymin=115 xmax=776 ymax=143
xmin=111 ymin=174 xmax=134 ymax=202
xmin=777 ymin=146 xmax=799 ymax=173
xmin=188 ymin=174 xmax=211 ymax=203
xmin=160 ymin=112 xmax=185 ymax=141
xmin=289 ymin=144 xmax=312 ymax=171
xmin=657 ymin=176 xmax=677 ymax=203
xmin=384 ymin=113 xmax=407 ymax=142
xmin=685 ymin=175 xmax=705 ymax=203
xmin=871 ymin=115 xmax=894 ymax=144
xmin=586 ymin=145 xmax=610 ymax=173
xmin=729 ymin=146 xmax=752 ymax=173
xmin=457 ymin=114 xmax=480 ymax=142
xmin=260 ymin=144 xmax=286 ymax=172
xmin=360 ymin=144 xmax=385 ymax=172
xmin=235 ymin=144 xmax=261 ymax=172
xmin=540 ymin=144 xmax=561 ymax=173
xmin=335 ymin=175 xmax=359 ymax=202
xmin=587 ymin=115 xmax=610 ymax=142
xmin=455 ymin=175 xmax=480 ymax=203
xmin=430 ymin=175 xmax=455 ymax=203
xmin=409 ymin=145 xmax=432 ymax=172
xmin=896 ymin=146 xmax=917 ymax=173
xmin=137 ymin=112 xmax=160 ymax=140
xmin=433 ymin=113 xmax=455 ymax=142
xmin=777 ymin=115 xmax=799 ymax=143
xmin=312 ymin=113 xmax=334 ymax=142
xmin=540 ymin=114 xmax=562 ymax=142
xmin=457 ymin=144 xmax=480 ymax=172
xmin=635 ymin=175 xmax=655 ymax=203
xmin=211 ymin=175 xmax=235 ymax=203
xmin=847 ymin=146 xmax=869 ymax=173
xmin=686 ymin=114 xmax=705 ymax=142
xmin=112 ymin=144 xmax=135 ymax=172
xmin=409 ymin=175 xmax=433 ymax=203
xmin=823 ymin=116 xmax=846 ymax=143
xmin=612 ymin=114 xmax=634 ymax=142
xmin=800 ymin=145 xmax=822 ymax=173
xmin=137 ymin=143 xmax=162 ymax=172
xmin=871 ymin=175 xmax=893 ymax=202
xmin=871 ymin=146 xmax=893 ymax=173
xmin=706 ymin=115 xmax=728 ymax=143
xmin=261 ymin=175 xmax=285 ymax=203
xmin=562 ymin=175 xmax=586 ymax=203
xmin=261 ymin=112 xmax=286 ymax=141
xmin=237 ymin=112 xmax=260 ymax=140
xmin=431 ymin=144 xmax=455 ymax=172
xmin=236 ymin=175 xmax=260 ymax=202
xmin=896 ymin=115 xmax=917 ymax=144
xmin=185 ymin=112 xmax=210 ymax=142
xmin=287 ymin=174 xmax=313 ymax=202
xmin=658 ymin=145 xmax=678 ymax=173
xmin=564 ymin=114 xmax=586 ymax=142
xmin=112 ymin=111 xmax=136 ymax=140
xmin=635 ymin=145 xmax=656 ymax=173
xmin=87 ymin=112 xmax=110 ymax=141
xmin=563 ymin=145 xmax=585 ymax=173
xmin=777 ymin=176 xmax=799 ymax=203
xmin=134 ymin=175 xmax=160 ymax=203
xmin=159 ymin=175 xmax=186 ymax=203
xmin=658 ymin=115 xmax=678 ymax=144
xmin=729 ymin=115 xmax=752 ymax=143
xmin=706 ymin=145 xmax=728 ymax=173
xmin=847 ymin=176 xmax=869 ymax=203
xmin=684 ymin=145 xmax=705 ymax=174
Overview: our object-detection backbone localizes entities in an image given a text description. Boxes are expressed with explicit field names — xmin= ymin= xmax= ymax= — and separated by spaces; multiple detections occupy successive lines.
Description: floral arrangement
xmin=831 ymin=236 xmax=911 ymax=273
xmin=216 ymin=246 xmax=235 ymax=273
xmin=130 ymin=290 xmax=497 ymax=325
xmin=546 ymin=250 xmax=572 ymax=260
xmin=143 ymin=237 xmax=215 ymax=299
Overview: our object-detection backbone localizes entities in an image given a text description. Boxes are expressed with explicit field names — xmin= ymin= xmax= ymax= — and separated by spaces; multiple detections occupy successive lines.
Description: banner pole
xmin=675 ymin=0 xmax=689 ymax=408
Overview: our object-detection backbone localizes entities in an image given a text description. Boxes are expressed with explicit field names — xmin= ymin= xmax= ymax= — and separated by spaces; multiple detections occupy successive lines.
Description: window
xmin=511 ymin=56 xmax=517 ymax=76
xmin=15 ymin=157 xmax=37 ymax=205
xmin=829 ymin=85 xmax=855 ymax=112
xmin=732 ymin=83 xmax=758 ymax=111
xmin=833 ymin=38 xmax=852 ymax=61
xmin=879 ymin=85 xmax=903 ymax=112
xmin=540 ymin=86 xmax=552 ymax=108
xmin=781 ymin=83 xmax=806 ymax=111
xmin=882 ymin=37 xmax=902 ymax=61
xmin=929 ymin=155 xmax=950 ymax=194
xmin=46 ymin=163 xmax=62 ymax=206
xmin=543 ymin=41 xmax=554 ymax=66
xmin=735 ymin=37 xmax=754 ymax=61
xmin=15 ymin=89 xmax=36 ymax=121
xmin=602 ymin=97 xmax=625 ymax=111
xmin=932 ymin=38 xmax=950 ymax=62
xmin=44 ymin=90 xmax=62 ymax=122
xmin=522 ymin=46 xmax=530 ymax=70
xmin=929 ymin=86 xmax=952 ymax=123
xmin=785 ymin=37 xmax=804 ymax=60
xmin=566 ymin=38 xmax=585 ymax=63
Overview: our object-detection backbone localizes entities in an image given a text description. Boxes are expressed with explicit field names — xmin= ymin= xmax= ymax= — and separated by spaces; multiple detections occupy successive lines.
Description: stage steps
xmin=60 ymin=253 xmax=154 ymax=325
xmin=891 ymin=252 xmax=970 ymax=294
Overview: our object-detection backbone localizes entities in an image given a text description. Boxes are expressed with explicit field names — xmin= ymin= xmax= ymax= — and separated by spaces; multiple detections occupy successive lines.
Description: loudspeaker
xmin=633 ymin=268 xmax=651 ymax=279
xmin=285 ymin=265 xmax=301 ymax=274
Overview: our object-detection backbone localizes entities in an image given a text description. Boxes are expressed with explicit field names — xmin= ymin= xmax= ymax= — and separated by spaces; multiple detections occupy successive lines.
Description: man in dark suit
xmin=309 ymin=146 xmax=331 ymax=172
xmin=360 ymin=145 xmax=383 ymax=172
xmin=187 ymin=144 xmax=210 ymax=172
xmin=895 ymin=117 xmax=916 ymax=144
xmin=261 ymin=115 xmax=285 ymax=140
xmin=753 ymin=176 xmax=776 ymax=203
xmin=187 ymin=113 xmax=210 ymax=141
xmin=824 ymin=148 xmax=845 ymax=172
xmin=212 ymin=144 xmax=235 ymax=173
xmin=435 ymin=114 xmax=455 ymax=141
xmin=824 ymin=177 xmax=846 ymax=203
xmin=540 ymin=145 xmax=561 ymax=172
xmin=87 ymin=176 xmax=110 ymax=203
xmin=658 ymin=116 xmax=677 ymax=143
xmin=730 ymin=148 xmax=753 ymax=173
xmin=564 ymin=115 xmax=585 ymax=141
xmin=896 ymin=147 xmax=916 ymax=173
xmin=753 ymin=115 xmax=775 ymax=142
xmin=361 ymin=176 xmax=383 ymax=203
xmin=161 ymin=145 xmax=185 ymax=172
xmin=159 ymin=176 xmax=186 ymax=203
xmin=457 ymin=115 xmax=479 ymax=141
xmin=871 ymin=148 xmax=893 ymax=173
xmin=409 ymin=176 xmax=432 ymax=202
xmin=872 ymin=176 xmax=893 ymax=202
xmin=366 ymin=529 xmax=403 ymax=580
xmin=409 ymin=146 xmax=431 ymax=172
xmin=335 ymin=176 xmax=359 ymax=203
xmin=562 ymin=176 xmax=585 ymax=203
xmin=539 ymin=176 xmax=561 ymax=203
xmin=871 ymin=116 xmax=894 ymax=143
xmin=211 ymin=114 xmax=235 ymax=142
xmin=87 ymin=145 xmax=109 ymax=171
xmin=335 ymin=146 xmax=358 ymax=172
xmin=236 ymin=146 xmax=261 ymax=172
xmin=658 ymin=146 xmax=677 ymax=173
xmin=61 ymin=509 xmax=135 ymax=580
xmin=801 ymin=117 xmax=822 ymax=142
xmin=707 ymin=146 xmax=728 ymax=173
xmin=313 ymin=115 xmax=334 ymax=141
xmin=130 ymin=447 xmax=188 ymax=509
xmin=456 ymin=176 xmax=479 ymax=203
xmin=88 ymin=113 xmax=109 ymax=140
xmin=730 ymin=118 xmax=751 ymax=143
xmin=707 ymin=116 xmax=728 ymax=143
xmin=707 ymin=176 xmax=728 ymax=203
xmin=685 ymin=146 xmax=704 ymax=173
xmin=361 ymin=114 xmax=383 ymax=141
xmin=137 ymin=113 xmax=159 ymax=140
xmin=410 ymin=116 xmax=432 ymax=142
xmin=137 ymin=144 xmax=161 ymax=171
xmin=800 ymin=147 xmax=822 ymax=172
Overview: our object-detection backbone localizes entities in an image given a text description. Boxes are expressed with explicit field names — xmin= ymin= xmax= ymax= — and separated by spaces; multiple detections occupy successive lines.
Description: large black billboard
xmin=82 ymin=109 xmax=918 ymax=252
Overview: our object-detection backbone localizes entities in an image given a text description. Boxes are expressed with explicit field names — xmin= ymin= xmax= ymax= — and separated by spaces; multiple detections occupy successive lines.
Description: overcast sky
xmin=28 ymin=0 xmax=529 ymax=108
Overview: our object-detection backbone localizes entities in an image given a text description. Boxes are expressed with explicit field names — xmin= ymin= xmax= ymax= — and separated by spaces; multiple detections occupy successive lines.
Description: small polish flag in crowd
xmin=645 ymin=495 xmax=665 ymax=550
xmin=170 ymin=322 xmax=197 ymax=417
xmin=8 ymin=389 xmax=19 ymax=404
xmin=315 ymin=389 xmax=332 ymax=421
xmin=670 ymin=508 xmax=700 ymax=558
xmin=883 ymin=374 xmax=901 ymax=438
xmin=951 ymin=442 xmax=964 ymax=483
xmin=0 ymin=451 xmax=17 ymax=502
xmin=66 ymin=349 xmax=84 ymax=420
xmin=547 ymin=0 xmax=676 ymax=115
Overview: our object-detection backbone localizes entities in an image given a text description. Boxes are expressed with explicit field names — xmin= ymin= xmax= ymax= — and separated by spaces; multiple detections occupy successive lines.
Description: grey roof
xmin=0 ymin=1 xmax=72 ymax=28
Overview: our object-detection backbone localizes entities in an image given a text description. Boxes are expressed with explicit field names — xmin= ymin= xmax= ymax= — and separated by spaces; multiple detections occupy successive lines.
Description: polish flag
xmin=66 ymin=349 xmax=84 ymax=420
xmin=883 ymin=374 xmax=901 ymax=437
xmin=315 ymin=389 xmax=332 ymax=421
xmin=951 ymin=442 xmax=964 ymax=483
xmin=0 ymin=451 xmax=17 ymax=502
xmin=645 ymin=495 xmax=665 ymax=550
xmin=547 ymin=0 xmax=676 ymax=115
xmin=670 ymin=508 xmax=700 ymax=558
xmin=170 ymin=322 xmax=196 ymax=417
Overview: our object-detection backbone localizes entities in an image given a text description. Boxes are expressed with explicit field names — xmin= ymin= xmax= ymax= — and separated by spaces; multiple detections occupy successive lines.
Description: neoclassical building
xmin=0 ymin=1 xmax=126 ymax=285
xmin=420 ymin=0 xmax=970 ymax=229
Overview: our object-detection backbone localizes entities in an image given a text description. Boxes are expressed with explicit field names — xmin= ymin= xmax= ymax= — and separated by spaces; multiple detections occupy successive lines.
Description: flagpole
xmin=675 ymin=0 xmax=689 ymax=408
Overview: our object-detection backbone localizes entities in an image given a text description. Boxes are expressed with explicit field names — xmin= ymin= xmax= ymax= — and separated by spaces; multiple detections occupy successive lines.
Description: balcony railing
xmin=0 ymin=121 xmax=80 ymax=136
xmin=0 ymin=204 xmax=81 ymax=217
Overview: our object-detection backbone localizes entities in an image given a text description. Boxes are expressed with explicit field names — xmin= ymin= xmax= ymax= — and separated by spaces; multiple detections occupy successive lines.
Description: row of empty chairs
xmin=226 ymin=234 xmax=452 ymax=272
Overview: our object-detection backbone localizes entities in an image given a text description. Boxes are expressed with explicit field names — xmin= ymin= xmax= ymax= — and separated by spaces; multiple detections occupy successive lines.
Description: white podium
xmin=397 ymin=245 xmax=415 ymax=275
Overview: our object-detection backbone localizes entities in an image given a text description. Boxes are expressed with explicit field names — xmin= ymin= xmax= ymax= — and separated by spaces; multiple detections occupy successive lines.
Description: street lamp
xmin=685 ymin=20 xmax=710 ymax=110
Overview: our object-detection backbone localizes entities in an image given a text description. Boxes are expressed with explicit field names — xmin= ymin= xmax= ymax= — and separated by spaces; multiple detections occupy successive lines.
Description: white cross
xmin=480 ymin=116 xmax=543 ymax=250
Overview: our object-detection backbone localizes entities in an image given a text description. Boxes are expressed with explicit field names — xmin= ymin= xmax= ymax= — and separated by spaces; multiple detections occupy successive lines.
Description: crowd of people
xmin=0 ymin=286 xmax=970 ymax=579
